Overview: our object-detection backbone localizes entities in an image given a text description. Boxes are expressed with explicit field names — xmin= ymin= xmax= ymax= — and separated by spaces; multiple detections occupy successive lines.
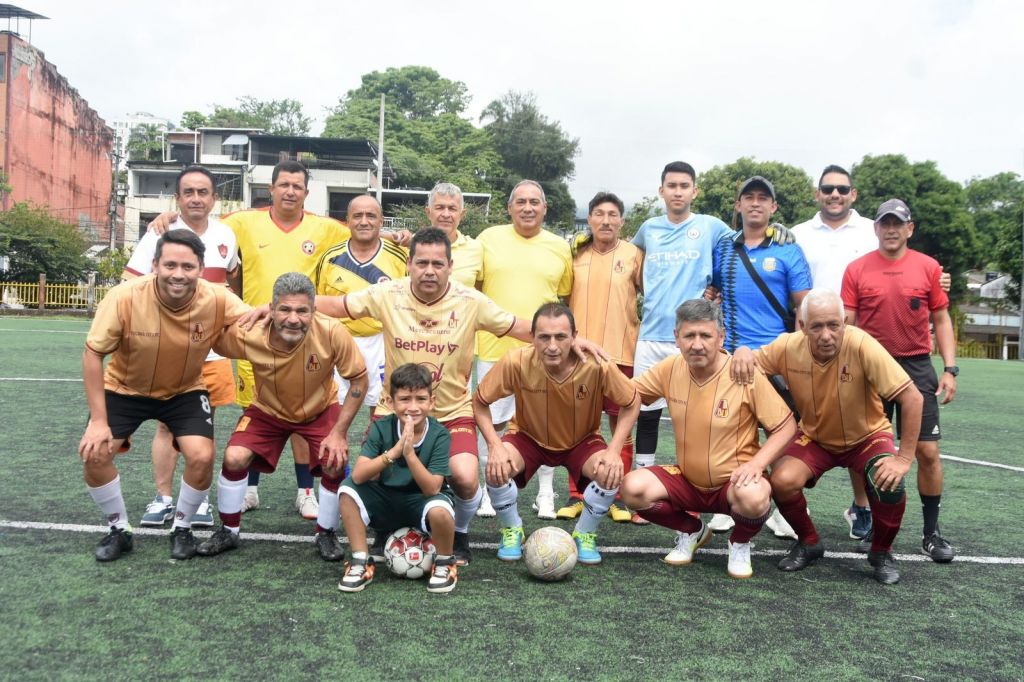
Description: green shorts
xmin=340 ymin=478 xmax=454 ymax=534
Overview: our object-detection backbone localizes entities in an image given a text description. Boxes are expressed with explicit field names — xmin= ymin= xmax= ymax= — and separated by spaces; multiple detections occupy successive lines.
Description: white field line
xmin=940 ymin=455 xmax=1024 ymax=473
xmin=2 ymin=520 xmax=1022 ymax=565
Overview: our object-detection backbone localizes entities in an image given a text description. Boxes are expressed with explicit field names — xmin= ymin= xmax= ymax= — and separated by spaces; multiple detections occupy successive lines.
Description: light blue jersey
xmin=632 ymin=213 xmax=733 ymax=342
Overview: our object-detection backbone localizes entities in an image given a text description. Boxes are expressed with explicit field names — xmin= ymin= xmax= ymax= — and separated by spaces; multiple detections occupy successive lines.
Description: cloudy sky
xmin=19 ymin=0 xmax=1024 ymax=206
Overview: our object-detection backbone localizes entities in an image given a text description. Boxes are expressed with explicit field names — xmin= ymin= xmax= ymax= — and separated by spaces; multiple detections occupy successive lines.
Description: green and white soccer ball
xmin=524 ymin=526 xmax=578 ymax=581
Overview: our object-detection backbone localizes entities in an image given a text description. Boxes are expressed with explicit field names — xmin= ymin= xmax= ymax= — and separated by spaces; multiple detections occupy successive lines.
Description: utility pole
xmin=108 ymin=147 xmax=123 ymax=250
xmin=375 ymin=94 xmax=385 ymax=203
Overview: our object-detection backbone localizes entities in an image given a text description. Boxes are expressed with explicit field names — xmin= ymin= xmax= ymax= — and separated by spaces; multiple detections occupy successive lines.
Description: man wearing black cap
xmin=841 ymin=198 xmax=957 ymax=563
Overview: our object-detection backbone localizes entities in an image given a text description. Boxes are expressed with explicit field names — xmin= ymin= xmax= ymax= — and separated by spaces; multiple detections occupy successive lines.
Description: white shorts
xmin=634 ymin=339 xmax=680 ymax=411
xmin=475 ymin=358 xmax=515 ymax=424
xmin=337 ymin=333 xmax=385 ymax=407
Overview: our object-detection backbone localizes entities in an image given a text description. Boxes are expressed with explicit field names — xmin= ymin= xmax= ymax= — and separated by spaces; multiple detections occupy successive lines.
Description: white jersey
xmin=791 ymin=209 xmax=877 ymax=294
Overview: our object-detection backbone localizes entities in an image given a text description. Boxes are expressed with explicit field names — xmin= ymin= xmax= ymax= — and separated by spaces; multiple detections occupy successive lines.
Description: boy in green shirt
xmin=338 ymin=363 xmax=457 ymax=593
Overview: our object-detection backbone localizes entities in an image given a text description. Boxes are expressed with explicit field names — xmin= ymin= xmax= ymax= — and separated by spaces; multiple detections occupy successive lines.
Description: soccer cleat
xmin=427 ymin=557 xmax=458 ymax=593
xmin=140 ymin=496 xmax=173 ymax=527
xmin=607 ymin=503 xmax=631 ymax=523
xmin=295 ymin=488 xmax=319 ymax=520
xmin=169 ymin=527 xmax=198 ymax=560
xmin=727 ymin=540 xmax=753 ymax=579
xmin=338 ymin=557 xmax=375 ymax=592
xmin=922 ymin=531 xmax=955 ymax=563
xmin=190 ymin=500 xmax=214 ymax=528
xmin=708 ymin=513 xmax=735 ymax=532
xmin=572 ymin=530 xmax=602 ymax=565
xmin=844 ymin=503 xmax=872 ymax=539
xmin=631 ymin=511 xmax=651 ymax=525
xmin=663 ymin=522 xmax=712 ymax=566
xmin=196 ymin=526 xmax=240 ymax=556
xmin=496 ymin=526 xmax=525 ymax=561
xmin=241 ymin=486 xmax=260 ymax=513
xmin=765 ymin=509 xmax=798 ymax=540
xmin=533 ymin=493 xmax=556 ymax=520
xmin=453 ymin=531 xmax=472 ymax=566
xmin=868 ymin=550 xmax=900 ymax=584
xmin=777 ymin=541 xmax=825 ymax=571
xmin=476 ymin=488 xmax=496 ymax=517
xmin=556 ymin=500 xmax=584 ymax=520
xmin=369 ymin=533 xmax=387 ymax=563
xmin=95 ymin=527 xmax=134 ymax=562
xmin=314 ymin=529 xmax=344 ymax=561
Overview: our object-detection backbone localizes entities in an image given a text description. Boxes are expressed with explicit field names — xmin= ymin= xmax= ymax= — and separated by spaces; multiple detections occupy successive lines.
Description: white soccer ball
xmin=384 ymin=527 xmax=437 ymax=579
xmin=524 ymin=526 xmax=578 ymax=582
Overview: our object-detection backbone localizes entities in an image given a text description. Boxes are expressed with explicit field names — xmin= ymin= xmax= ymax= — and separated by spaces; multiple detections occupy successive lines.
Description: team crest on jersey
xmin=301 ymin=240 xmax=315 ymax=256
xmin=686 ymin=227 xmax=700 ymax=240
xmin=306 ymin=354 xmax=321 ymax=372
xmin=613 ymin=259 xmax=624 ymax=274
xmin=191 ymin=322 xmax=205 ymax=342
xmin=762 ymin=257 xmax=777 ymax=272
xmin=218 ymin=243 xmax=228 ymax=259
xmin=576 ymin=384 xmax=589 ymax=400
xmin=377 ymin=275 xmax=391 ymax=283
xmin=840 ymin=364 xmax=852 ymax=383
xmin=420 ymin=318 xmax=439 ymax=329
xmin=714 ymin=398 xmax=729 ymax=418
xmin=448 ymin=311 xmax=458 ymax=327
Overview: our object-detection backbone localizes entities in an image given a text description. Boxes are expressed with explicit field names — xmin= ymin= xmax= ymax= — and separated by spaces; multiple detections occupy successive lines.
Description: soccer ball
xmin=383 ymin=527 xmax=436 ymax=579
xmin=524 ymin=526 xmax=578 ymax=582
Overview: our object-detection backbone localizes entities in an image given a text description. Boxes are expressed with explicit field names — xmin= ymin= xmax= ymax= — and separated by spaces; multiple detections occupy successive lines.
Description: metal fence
xmin=1 ymin=280 xmax=111 ymax=311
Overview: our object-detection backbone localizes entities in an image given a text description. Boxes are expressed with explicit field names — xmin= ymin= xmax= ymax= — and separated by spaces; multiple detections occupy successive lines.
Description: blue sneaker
xmin=190 ymin=499 xmax=214 ymax=528
xmin=844 ymin=503 xmax=872 ymax=540
xmin=572 ymin=530 xmax=601 ymax=565
xmin=140 ymin=496 xmax=173 ymax=527
xmin=496 ymin=526 xmax=524 ymax=561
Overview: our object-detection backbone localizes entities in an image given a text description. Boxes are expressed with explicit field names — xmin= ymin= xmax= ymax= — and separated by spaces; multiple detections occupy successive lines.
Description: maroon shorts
xmin=443 ymin=416 xmax=478 ymax=457
xmin=602 ymin=364 xmax=634 ymax=416
xmin=648 ymin=465 xmax=732 ymax=513
xmin=502 ymin=432 xmax=606 ymax=491
xmin=228 ymin=403 xmax=341 ymax=476
xmin=783 ymin=430 xmax=897 ymax=487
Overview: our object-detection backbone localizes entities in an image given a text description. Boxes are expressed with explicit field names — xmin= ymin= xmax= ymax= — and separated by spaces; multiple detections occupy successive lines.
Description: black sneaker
xmin=315 ymin=529 xmax=344 ymax=561
xmin=777 ymin=541 xmax=825 ymax=572
xmin=868 ymin=550 xmax=900 ymax=584
xmin=427 ymin=556 xmax=458 ymax=594
xmin=370 ymin=532 xmax=387 ymax=563
xmin=95 ymin=527 xmax=134 ymax=562
xmin=196 ymin=526 xmax=240 ymax=556
xmin=453 ymin=531 xmax=472 ymax=567
xmin=922 ymin=531 xmax=955 ymax=563
xmin=338 ymin=556 xmax=375 ymax=593
xmin=169 ymin=527 xmax=197 ymax=560
xmin=856 ymin=529 xmax=873 ymax=554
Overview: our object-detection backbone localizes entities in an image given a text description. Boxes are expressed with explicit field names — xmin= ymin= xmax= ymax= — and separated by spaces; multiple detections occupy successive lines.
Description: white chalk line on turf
xmin=2 ymin=520 xmax=1022 ymax=565
xmin=940 ymin=455 xmax=1024 ymax=473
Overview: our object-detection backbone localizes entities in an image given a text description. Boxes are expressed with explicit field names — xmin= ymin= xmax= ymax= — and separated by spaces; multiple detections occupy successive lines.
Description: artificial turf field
xmin=0 ymin=316 xmax=1022 ymax=681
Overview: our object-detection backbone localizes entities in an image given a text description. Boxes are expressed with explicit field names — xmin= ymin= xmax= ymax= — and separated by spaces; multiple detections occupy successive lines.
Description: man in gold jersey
xmin=79 ymin=230 xmax=250 ymax=562
xmin=316 ymin=195 xmax=407 ymax=417
xmin=474 ymin=303 xmax=640 ymax=565
xmin=733 ymin=289 xmax=923 ymax=584
xmin=424 ymin=182 xmax=482 ymax=288
xmin=619 ymin=299 xmax=795 ymax=578
xmin=197 ymin=273 xmax=368 ymax=561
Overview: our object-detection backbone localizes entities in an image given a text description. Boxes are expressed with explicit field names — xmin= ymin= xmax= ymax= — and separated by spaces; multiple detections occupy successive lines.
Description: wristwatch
xmin=943 ymin=366 xmax=960 ymax=377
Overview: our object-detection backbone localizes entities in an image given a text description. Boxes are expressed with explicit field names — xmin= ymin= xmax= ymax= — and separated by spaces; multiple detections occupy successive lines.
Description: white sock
xmin=635 ymin=453 xmax=656 ymax=468
xmin=172 ymin=479 xmax=209 ymax=530
xmin=536 ymin=466 xmax=554 ymax=497
xmin=217 ymin=474 xmax=246 ymax=531
xmin=453 ymin=486 xmax=482 ymax=533
xmin=88 ymin=476 xmax=129 ymax=530
xmin=487 ymin=481 xmax=522 ymax=529
xmin=575 ymin=481 xmax=617 ymax=534
xmin=317 ymin=483 xmax=340 ymax=531
xmin=159 ymin=494 xmax=172 ymax=505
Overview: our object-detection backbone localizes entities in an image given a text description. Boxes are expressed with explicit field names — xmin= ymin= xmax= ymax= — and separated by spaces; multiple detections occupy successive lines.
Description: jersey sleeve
xmin=632 ymin=248 xmax=645 ymax=292
xmin=926 ymin=259 xmax=950 ymax=311
xmin=360 ymin=419 xmax=389 ymax=459
xmin=212 ymin=321 xmax=247 ymax=360
xmin=858 ymin=333 xmax=913 ymax=400
xmin=754 ymin=337 xmax=785 ymax=376
xmin=332 ymin=323 xmax=368 ymax=380
xmin=85 ymin=286 xmax=126 ymax=355
xmin=556 ymin=244 xmax=573 ymax=298
xmin=602 ymin=361 xmax=638 ymax=408
xmin=840 ymin=260 xmax=861 ymax=310
xmin=475 ymin=292 xmax=516 ymax=338
xmin=631 ymin=222 xmax=647 ymax=251
xmin=475 ymin=353 xmax=519 ymax=405
xmin=787 ymin=244 xmax=814 ymax=293
xmin=632 ymin=358 xmax=671 ymax=406
xmin=222 ymin=290 xmax=251 ymax=326
xmin=123 ymin=232 xmax=159 ymax=277
xmin=750 ymin=370 xmax=793 ymax=433
xmin=341 ymin=284 xmax=382 ymax=320
xmin=424 ymin=424 xmax=452 ymax=477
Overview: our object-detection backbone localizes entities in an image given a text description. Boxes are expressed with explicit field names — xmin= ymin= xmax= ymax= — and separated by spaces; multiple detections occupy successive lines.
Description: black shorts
xmin=103 ymin=390 xmax=214 ymax=443
xmin=884 ymin=355 xmax=940 ymax=442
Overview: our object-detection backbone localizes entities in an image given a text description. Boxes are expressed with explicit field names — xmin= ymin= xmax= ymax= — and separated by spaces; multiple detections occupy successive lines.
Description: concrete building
xmin=111 ymin=111 xmax=173 ymax=171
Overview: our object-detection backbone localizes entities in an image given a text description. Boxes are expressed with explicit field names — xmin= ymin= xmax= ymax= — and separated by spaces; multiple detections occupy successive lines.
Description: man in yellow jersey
xmin=620 ymin=299 xmax=795 ymax=578
xmin=475 ymin=180 xmax=574 ymax=520
xmin=424 ymin=182 xmax=482 ymax=288
xmin=474 ymin=303 xmax=640 ymax=565
xmin=79 ymin=230 xmax=250 ymax=562
xmin=315 ymin=195 xmax=407 ymax=417
xmin=197 ymin=273 xmax=368 ymax=561
xmin=562 ymin=191 xmax=644 ymax=523
xmin=732 ymin=289 xmax=923 ymax=584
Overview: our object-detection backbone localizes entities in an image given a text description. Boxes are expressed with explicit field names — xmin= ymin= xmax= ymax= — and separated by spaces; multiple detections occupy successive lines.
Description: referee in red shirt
xmin=841 ymin=199 xmax=957 ymax=563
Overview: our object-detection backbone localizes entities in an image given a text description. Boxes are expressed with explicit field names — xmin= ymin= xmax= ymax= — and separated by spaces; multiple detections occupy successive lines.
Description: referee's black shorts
xmin=884 ymin=355 xmax=941 ymax=441
xmin=101 ymin=390 xmax=214 ymax=448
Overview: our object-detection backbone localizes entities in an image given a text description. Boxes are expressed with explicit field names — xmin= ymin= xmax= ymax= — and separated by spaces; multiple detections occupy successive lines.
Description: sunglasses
xmin=819 ymin=184 xmax=852 ymax=195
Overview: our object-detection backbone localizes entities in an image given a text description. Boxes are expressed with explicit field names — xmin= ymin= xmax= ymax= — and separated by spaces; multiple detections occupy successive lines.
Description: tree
xmin=186 ymin=97 xmax=312 ymax=135
xmin=480 ymin=91 xmax=580 ymax=227
xmin=622 ymin=196 xmax=664 ymax=240
xmin=180 ymin=110 xmax=207 ymax=130
xmin=966 ymin=172 xmax=1023 ymax=301
xmin=0 ymin=202 xmax=89 ymax=283
xmin=852 ymin=154 xmax=978 ymax=299
xmin=694 ymin=157 xmax=816 ymax=228
xmin=93 ymin=245 xmax=133 ymax=285
xmin=386 ymin=201 xmax=498 ymax=239
xmin=126 ymin=123 xmax=164 ymax=162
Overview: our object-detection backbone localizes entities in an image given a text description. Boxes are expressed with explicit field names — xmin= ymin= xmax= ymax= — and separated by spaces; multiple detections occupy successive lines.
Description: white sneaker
xmin=708 ymin=513 xmax=735 ymax=532
xmin=191 ymin=500 xmax=214 ymax=527
xmin=241 ymin=486 xmax=260 ymax=513
xmin=533 ymin=492 xmax=556 ymax=520
xmin=765 ymin=509 xmax=797 ymax=540
xmin=663 ymin=523 xmax=712 ymax=565
xmin=727 ymin=540 xmax=753 ymax=579
xmin=296 ymin=488 xmax=319 ymax=520
xmin=476 ymin=487 xmax=496 ymax=517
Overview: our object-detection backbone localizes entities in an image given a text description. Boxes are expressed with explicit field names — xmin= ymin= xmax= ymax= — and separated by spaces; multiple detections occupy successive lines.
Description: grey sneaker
xmin=140 ymin=496 xmax=173 ymax=527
